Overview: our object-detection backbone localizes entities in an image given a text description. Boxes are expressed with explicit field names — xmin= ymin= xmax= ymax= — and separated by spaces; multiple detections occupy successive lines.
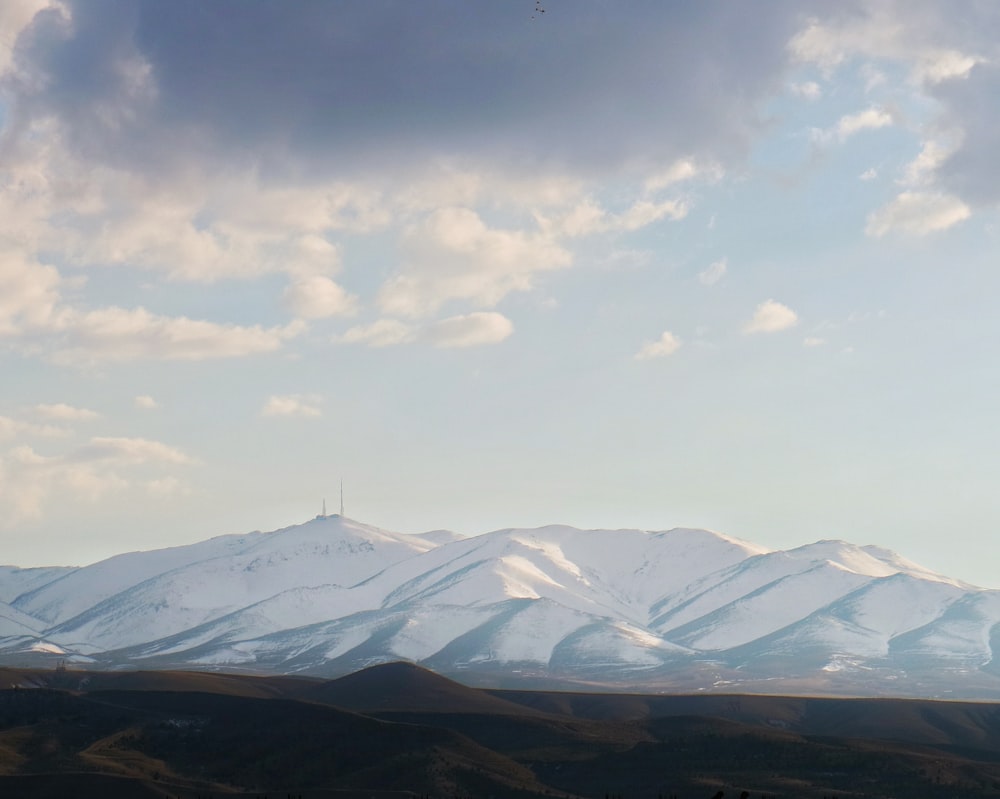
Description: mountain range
xmin=2 ymin=514 xmax=999 ymax=699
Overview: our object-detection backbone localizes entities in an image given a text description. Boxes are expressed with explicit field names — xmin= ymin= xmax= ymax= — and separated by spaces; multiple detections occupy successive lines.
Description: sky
xmin=1 ymin=1 xmax=999 ymax=588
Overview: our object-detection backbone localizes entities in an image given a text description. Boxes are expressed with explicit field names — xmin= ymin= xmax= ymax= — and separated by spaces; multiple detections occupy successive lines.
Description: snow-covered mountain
xmin=2 ymin=514 xmax=999 ymax=699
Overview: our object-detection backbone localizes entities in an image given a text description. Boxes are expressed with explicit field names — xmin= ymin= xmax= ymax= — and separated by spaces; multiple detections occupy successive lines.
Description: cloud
xmin=378 ymin=207 xmax=571 ymax=317
xmin=699 ymin=257 xmax=727 ymax=286
xmin=744 ymin=300 xmax=799 ymax=334
xmin=0 ymin=415 xmax=66 ymax=440
xmin=51 ymin=307 xmax=304 ymax=363
xmin=634 ymin=330 xmax=682 ymax=360
xmin=0 ymin=249 xmax=63 ymax=337
xmin=282 ymin=275 xmax=358 ymax=320
xmin=5 ymin=3 xmax=800 ymax=183
xmin=789 ymin=9 xmax=984 ymax=86
xmin=788 ymin=4 xmax=997 ymax=211
xmin=803 ymin=336 xmax=826 ymax=347
xmin=933 ymin=63 xmax=1000 ymax=205
xmin=336 ymin=313 xmax=513 ymax=349
xmin=859 ymin=168 xmax=878 ymax=181
xmin=812 ymin=107 xmax=893 ymax=145
xmin=261 ymin=394 xmax=322 ymax=419
xmin=790 ymin=80 xmax=822 ymax=100
xmin=134 ymin=394 xmax=158 ymax=409
xmin=0 ymin=0 xmax=51 ymax=76
xmin=865 ymin=191 xmax=970 ymax=236
xmin=69 ymin=436 xmax=192 ymax=465
xmin=834 ymin=107 xmax=893 ymax=140
xmin=0 ymin=435 xmax=192 ymax=520
xmin=32 ymin=403 xmax=99 ymax=421
xmin=336 ymin=319 xmax=415 ymax=348
xmin=421 ymin=312 xmax=514 ymax=349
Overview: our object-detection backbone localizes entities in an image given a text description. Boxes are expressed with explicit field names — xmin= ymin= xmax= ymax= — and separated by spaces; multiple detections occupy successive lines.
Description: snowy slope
xmin=1 ymin=515 xmax=999 ymax=699
xmin=44 ymin=515 xmax=434 ymax=651
xmin=0 ymin=566 xmax=77 ymax=604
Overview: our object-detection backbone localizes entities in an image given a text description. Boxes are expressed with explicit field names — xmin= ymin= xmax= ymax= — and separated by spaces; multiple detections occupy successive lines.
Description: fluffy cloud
xmin=422 ymin=312 xmax=513 ymax=349
xmin=865 ymin=191 xmax=970 ymax=236
xmin=336 ymin=312 xmax=513 ymax=349
xmin=789 ymin=9 xmax=984 ymax=86
xmin=811 ymin=107 xmax=894 ymax=145
xmin=0 ymin=0 xmax=51 ymax=75
xmin=134 ymin=394 xmax=158 ymax=409
xmin=0 ymin=436 xmax=192 ymax=520
xmin=69 ymin=436 xmax=191 ymax=465
xmin=790 ymin=3 xmax=999 ymax=212
xmin=51 ymin=307 xmax=304 ymax=363
xmin=336 ymin=319 xmax=416 ymax=348
xmin=933 ymin=64 xmax=1000 ymax=205
xmin=282 ymin=275 xmax=358 ymax=320
xmin=32 ymin=403 xmax=99 ymax=421
xmin=634 ymin=331 xmax=682 ymax=360
xmin=379 ymin=208 xmax=571 ymax=317
xmin=790 ymin=80 xmax=822 ymax=100
xmin=833 ymin=107 xmax=894 ymax=140
xmin=0 ymin=415 xmax=66 ymax=440
xmin=699 ymin=258 xmax=728 ymax=286
xmin=744 ymin=300 xmax=799 ymax=334
xmin=0 ymin=249 xmax=63 ymax=337
xmin=261 ymin=394 xmax=323 ymax=419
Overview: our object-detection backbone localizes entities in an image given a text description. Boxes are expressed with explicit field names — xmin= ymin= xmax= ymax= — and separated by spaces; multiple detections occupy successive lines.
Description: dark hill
xmin=307 ymin=660 xmax=550 ymax=716
xmin=4 ymin=664 xmax=1000 ymax=798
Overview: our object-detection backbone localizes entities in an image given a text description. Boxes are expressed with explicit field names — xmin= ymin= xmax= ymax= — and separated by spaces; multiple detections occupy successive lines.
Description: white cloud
xmin=838 ymin=107 xmax=893 ymax=139
xmin=816 ymin=107 xmax=893 ymax=144
xmin=282 ymin=275 xmax=358 ymax=320
xmin=865 ymin=191 xmax=970 ymax=237
xmin=0 ymin=436 xmax=192 ymax=520
xmin=860 ymin=168 xmax=878 ymax=181
xmin=378 ymin=207 xmax=571 ymax=317
xmin=421 ymin=312 xmax=513 ymax=349
xmin=336 ymin=313 xmax=513 ymax=349
xmin=0 ymin=249 xmax=63 ymax=337
xmin=790 ymin=81 xmax=822 ymax=100
xmin=744 ymin=300 xmax=799 ymax=334
xmin=0 ymin=0 xmax=52 ymax=76
xmin=134 ymin=395 xmax=159 ymax=410
xmin=643 ymin=158 xmax=722 ymax=194
xmin=51 ymin=307 xmax=304 ymax=363
xmin=634 ymin=331 xmax=682 ymax=360
xmin=538 ymin=195 xmax=689 ymax=239
xmin=32 ymin=403 xmax=99 ymax=421
xmin=0 ymin=415 xmax=66 ymax=440
xmin=261 ymin=394 xmax=323 ymax=418
xmin=336 ymin=319 xmax=416 ymax=348
xmin=69 ymin=437 xmax=192 ymax=465
xmin=789 ymin=14 xmax=982 ymax=86
xmin=699 ymin=258 xmax=727 ymax=286
xmin=803 ymin=336 xmax=826 ymax=347
xmin=901 ymin=140 xmax=954 ymax=186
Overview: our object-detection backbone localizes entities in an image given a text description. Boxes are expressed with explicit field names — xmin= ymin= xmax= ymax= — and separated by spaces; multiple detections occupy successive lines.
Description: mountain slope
xmin=1 ymin=515 xmax=999 ymax=698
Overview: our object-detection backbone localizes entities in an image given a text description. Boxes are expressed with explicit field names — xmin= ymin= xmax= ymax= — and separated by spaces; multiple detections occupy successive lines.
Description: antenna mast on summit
xmin=340 ymin=479 xmax=344 ymax=517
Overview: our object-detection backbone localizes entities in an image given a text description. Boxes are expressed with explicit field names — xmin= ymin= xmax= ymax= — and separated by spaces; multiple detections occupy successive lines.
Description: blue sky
xmin=1 ymin=1 xmax=999 ymax=587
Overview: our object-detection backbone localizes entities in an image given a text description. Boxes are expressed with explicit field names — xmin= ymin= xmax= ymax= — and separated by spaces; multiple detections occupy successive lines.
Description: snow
xmin=667 ymin=562 xmax=874 ymax=651
xmin=0 ymin=566 xmax=77 ymax=603
xmin=0 ymin=514 xmax=998 ymax=697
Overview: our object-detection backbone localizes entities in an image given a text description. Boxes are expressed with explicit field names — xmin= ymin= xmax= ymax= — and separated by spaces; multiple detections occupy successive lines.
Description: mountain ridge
xmin=1 ymin=514 xmax=999 ymax=699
